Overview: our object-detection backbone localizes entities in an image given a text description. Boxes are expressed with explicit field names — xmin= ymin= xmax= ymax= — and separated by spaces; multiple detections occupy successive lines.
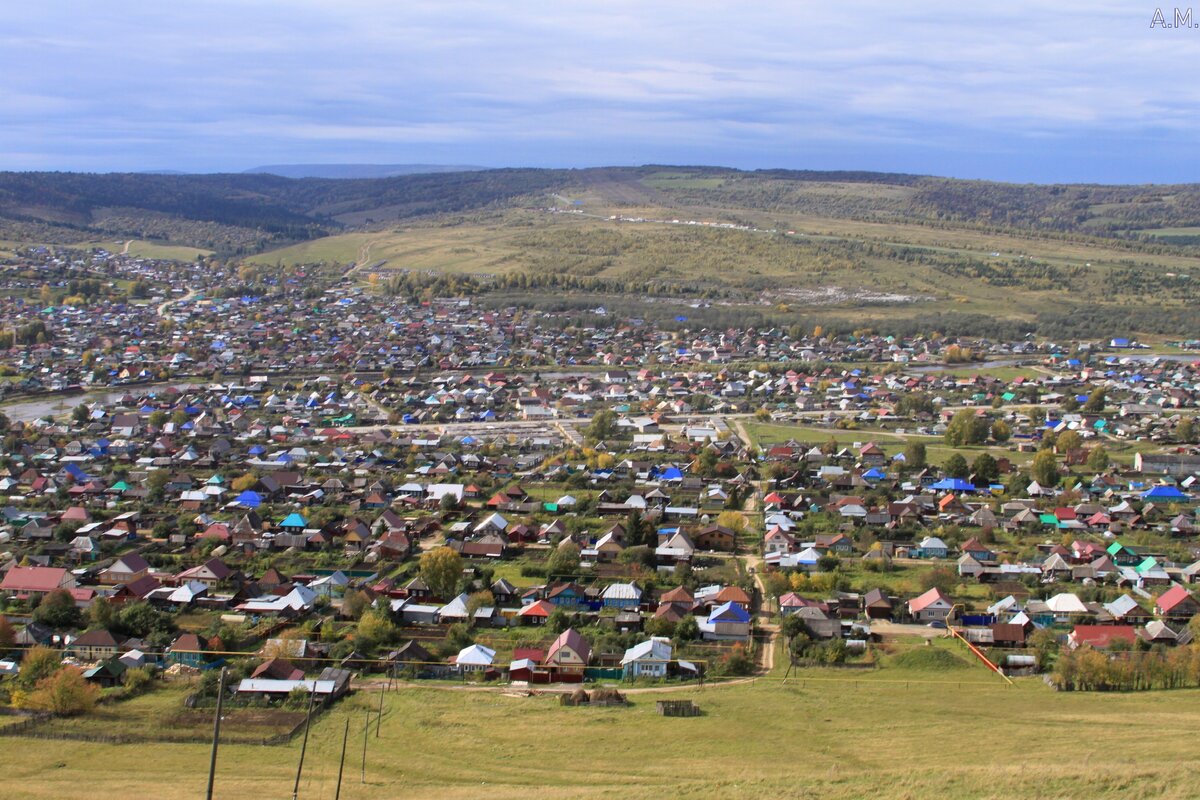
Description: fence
xmin=583 ymin=667 xmax=624 ymax=681
xmin=0 ymin=710 xmax=310 ymax=747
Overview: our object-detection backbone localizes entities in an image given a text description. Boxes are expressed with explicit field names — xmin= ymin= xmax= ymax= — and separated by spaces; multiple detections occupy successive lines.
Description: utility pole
xmin=361 ymin=709 xmax=369 ymax=784
xmin=205 ymin=666 xmax=227 ymax=800
xmin=334 ymin=718 xmax=350 ymax=800
xmin=291 ymin=685 xmax=317 ymax=800
xmin=376 ymin=686 xmax=384 ymax=737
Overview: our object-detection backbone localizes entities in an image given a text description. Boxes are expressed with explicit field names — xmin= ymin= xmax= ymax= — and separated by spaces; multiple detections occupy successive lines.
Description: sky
xmin=4 ymin=1 xmax=1200 ymax=183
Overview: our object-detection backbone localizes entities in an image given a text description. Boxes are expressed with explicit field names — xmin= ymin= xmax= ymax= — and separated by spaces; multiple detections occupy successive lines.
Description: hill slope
xmin=5 ymin=166 xmax=1200 ymax=253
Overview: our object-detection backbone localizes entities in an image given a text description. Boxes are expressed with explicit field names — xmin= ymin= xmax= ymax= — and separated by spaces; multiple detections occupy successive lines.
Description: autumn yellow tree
xmin=231 ymin=473 xmax=259 ymax=493
xmin=716 ymin=511 xmax=748 ymax=534
xmin=17 ymin=666 xmax=99 ymax=716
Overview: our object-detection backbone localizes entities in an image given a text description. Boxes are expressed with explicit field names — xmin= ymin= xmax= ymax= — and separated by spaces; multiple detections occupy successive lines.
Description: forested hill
xmin=0 ymin=169 xmax=568 ymax=253
xmin=2 ymin=166 xmax=1200 ymax=254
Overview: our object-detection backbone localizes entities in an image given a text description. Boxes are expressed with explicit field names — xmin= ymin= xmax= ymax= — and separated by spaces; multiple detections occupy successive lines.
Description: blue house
xmin=930 ymin=478 xmax=975 ymax=492
xmin=167 ymin=632 xmax=213 ymax=668
xmin=601 ymin=582 xmax=642 ymax=610
xmin=621 ymin=638 xmax=673 ymax=679
xmin=918 ymin=536 xmax=949 ymax=559
xmin=546 ymin=582 xmax=585 ymax=608
xmin=701 ymin=601 xmax=752 ymax=641
xmin=1142 ymin=485 xmax=1186 ymax=501
xmin=280 ymin=512 xmax=307 ymax=533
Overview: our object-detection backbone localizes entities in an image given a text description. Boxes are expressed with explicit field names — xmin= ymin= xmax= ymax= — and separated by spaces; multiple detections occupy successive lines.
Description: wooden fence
xmin=656 ymin=700 xmax=701 ymax=717
xmin=0 ymin=709 xmax=310 ymax=747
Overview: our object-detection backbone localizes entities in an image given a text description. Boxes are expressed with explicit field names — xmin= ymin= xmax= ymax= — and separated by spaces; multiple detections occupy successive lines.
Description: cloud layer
xmin=5 ymin=2 xmax=1198 ymax=181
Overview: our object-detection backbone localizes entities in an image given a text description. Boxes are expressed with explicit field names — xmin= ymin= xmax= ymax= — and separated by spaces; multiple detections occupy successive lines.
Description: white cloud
xmin=3 ymin=1 xmax=1198 ymax=178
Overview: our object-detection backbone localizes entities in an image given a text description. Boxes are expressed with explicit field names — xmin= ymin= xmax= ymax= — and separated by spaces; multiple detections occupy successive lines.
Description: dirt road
xmin=157 ymin=287 xmax=198 ymax=317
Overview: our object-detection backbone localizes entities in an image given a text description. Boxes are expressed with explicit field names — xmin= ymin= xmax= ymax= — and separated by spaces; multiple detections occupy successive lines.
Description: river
xmin=1 ymin=382 xmax=183 ymax=423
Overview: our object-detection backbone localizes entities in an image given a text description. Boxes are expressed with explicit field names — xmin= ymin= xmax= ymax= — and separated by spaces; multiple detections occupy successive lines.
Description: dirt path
xmin=351 ymin=676 xmax=759 ymax=696
xmin=737 ymin=472 xmax=779 ymax=675
xmin=121 ymin=239 xmax=133 ymax=255
xmin=729 ymin=416 xmax=753 ymax=449
xmin=345 ymin=237 xmax=384 ymax=279
xmin=157 ymin=287 xmax=198 ymax=317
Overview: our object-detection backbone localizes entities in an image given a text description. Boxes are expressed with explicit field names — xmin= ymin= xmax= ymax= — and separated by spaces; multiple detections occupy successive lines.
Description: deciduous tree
xmin=944 ymin=410 xmax=989 ymax=446
xmin=1032 ymin=449 xmax=1060 ymax=487
xmin=904 ymin=441 xmax=927 ymax=469
xmin=33 ymin=589 xmax=81 ymax=630
xmin=944 ymin=453 xmax=969 ymax=479
xmin=971 ymin=453 xmax=1000 ymax=484
xmin=546 ymin=541 xmax=581 ymax=577
xmin=419 ymin=547 xmax=464 ymax=602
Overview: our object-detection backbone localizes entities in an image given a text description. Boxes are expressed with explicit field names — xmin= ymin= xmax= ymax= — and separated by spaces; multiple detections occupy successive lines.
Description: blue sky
xmin=4 ymin=1 xmax=1199 ymax=183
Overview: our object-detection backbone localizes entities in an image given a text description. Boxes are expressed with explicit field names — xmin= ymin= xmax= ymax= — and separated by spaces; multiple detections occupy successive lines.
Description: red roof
xmin=908 ymin=587 xmax=950 ymax=613
xmin=780 ymin=592 xmax=824 ymax=610
xmin=70 ymin=587 xmax=96 ymax=603
xmin=0 ymin=566 xmax=69 ymax=593
xmin=512 ymin=647 xmax=545 ymax=664
xmin=518 ymin=600 xmax=554 ymax=618
xmin=1071 ymin=625 xmax=1136 ymax=649
xmin=546 ymin=628 xmax=591 ymax=665
xmin=1156 ymin=584 xmax=1195 ymax=614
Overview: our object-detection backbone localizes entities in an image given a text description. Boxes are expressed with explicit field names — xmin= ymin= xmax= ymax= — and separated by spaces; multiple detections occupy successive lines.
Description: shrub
xmin=17 ymin=646 xmax=62 ymax=688
xmin=714 ymin=644 xmax=754 ymax=677
xmin=122 ymin=666 xmax=156 ymax=694
xmin=16 ymin=666 xmax=99 ymax=716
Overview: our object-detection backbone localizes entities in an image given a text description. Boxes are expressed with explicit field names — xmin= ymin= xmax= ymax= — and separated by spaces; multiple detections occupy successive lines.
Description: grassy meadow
xmin=247 ymin=210 xmax=1198 ymax=319
xmin=4 ymin=668 xmax=1199 ymax=800
xmin=742 ymin=421 xmax=1037 ymax=468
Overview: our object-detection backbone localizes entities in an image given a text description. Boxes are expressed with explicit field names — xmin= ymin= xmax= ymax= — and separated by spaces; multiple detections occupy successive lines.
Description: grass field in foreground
xmin=4 ymin=669 xmax=1199 ymax=800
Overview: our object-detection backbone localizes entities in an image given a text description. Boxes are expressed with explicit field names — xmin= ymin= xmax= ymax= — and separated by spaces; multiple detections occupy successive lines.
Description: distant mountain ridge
xmin=244 ymin=163 xmax=485 ymax=179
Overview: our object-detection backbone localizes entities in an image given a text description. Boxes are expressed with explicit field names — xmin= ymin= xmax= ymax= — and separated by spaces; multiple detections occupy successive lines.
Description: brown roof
xmin=73 ymin=629 xmax=120 ymax=648
xmin=864 ymin=588 xmax=892 ymax=608
xmin=659 ymin=586 xmax=694 ymax=604
xmin=714 ymin=586 xmax=751 ymax=605
xmin=252 ymin=657 xmax=304 ymax=680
